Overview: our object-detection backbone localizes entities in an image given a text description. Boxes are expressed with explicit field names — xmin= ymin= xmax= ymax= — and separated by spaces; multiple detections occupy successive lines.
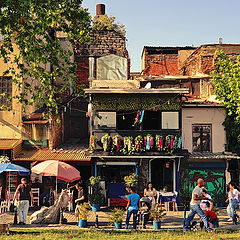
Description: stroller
xmin=138 ymin=197 xmax=151 ymax=229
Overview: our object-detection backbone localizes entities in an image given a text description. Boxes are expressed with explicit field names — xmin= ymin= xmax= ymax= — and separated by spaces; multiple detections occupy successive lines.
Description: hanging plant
xmin=112 ymin=135 xmax=122 ymax=152
xmin=165 ymin=135 xmax=175 ymax=153
xmin=134 ymin=135 xmax=144 ymax=153
xmin=155 ymin=135 xmax=164 ymax=151
xmin=144 ymin=134 xmax=154 ymax=151
xmin=122 ymin=136 xmax=134 ymax=155
xmin=173 ymin=135 xmax=181 ymax=149
xmin=101 ymin=134 xmax=112 ymax=152
xmin=89 ymin=135 xmax=97 ymax=153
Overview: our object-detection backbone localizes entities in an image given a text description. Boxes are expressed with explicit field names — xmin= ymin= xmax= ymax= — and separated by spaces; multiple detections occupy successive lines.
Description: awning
xmin=22 ymin=120 xmax=49 ymax=124
xmin=14 ymin=148 xmax=91 ymax=162
xmin=91 ymin=155 xmax=184 ymax=159
xmin=0 ymin=139 xmax=21 ymax=150
xmin=190 ymin=152 xmax=240 ymax=160
xmin=84 ymin=88 xmax=189 ymax=94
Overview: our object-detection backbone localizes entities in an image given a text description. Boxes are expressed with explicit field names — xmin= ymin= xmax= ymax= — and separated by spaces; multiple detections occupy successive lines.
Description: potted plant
xmin=150 ymin=204 xmax=166 ymax=230
xmin=88 ymin=176 xmax=105 ymax=211
xmin=109 ymin=208 xmax=125 ymax=229
xmin=124 ymin=173 xmax=138 ymax=191
xmin=75 ymin=202 xmax=91 ymax=228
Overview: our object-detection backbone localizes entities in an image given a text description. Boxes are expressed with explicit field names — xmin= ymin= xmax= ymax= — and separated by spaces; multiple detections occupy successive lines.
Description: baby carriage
xmin=138 ymin=197 xmax=151 ymax=229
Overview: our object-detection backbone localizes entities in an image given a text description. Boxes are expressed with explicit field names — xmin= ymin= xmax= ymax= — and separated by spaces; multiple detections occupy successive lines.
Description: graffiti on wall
xmin=186 ymin=169 xmax=226 ymax=204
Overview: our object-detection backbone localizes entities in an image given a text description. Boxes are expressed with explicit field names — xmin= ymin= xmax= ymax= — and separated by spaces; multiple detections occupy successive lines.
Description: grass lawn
xmin=1 ymin=229 xmax=240 ymax=240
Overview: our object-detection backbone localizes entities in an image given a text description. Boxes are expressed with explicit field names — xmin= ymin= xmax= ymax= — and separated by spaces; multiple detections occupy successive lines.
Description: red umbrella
xmin=31 ymin=160 xmax=80 ymax=182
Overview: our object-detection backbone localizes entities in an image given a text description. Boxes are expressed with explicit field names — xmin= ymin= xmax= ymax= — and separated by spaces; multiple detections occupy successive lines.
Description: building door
xmin=150 ymin=159 xmax=175 ymax=192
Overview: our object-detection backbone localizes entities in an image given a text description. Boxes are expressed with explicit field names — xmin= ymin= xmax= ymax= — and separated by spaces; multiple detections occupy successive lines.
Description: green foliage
xmin=124 ymin=173 xmax=138 ymax=188
xmin=88 ymin=176 xmax=104 ymax=204
xmin=88 ymin=192 xmax=105 ymax=205
xmin=92 ymin=94 xmax=180 ymax=111
xmin=0 ymin=0 xmax=91 ymax=115
xmin=108 ymin=208 xmax=125 ymax=224
xmin=74 ymin=202 xmax=91 ymax=220
xmin=89 ymin=176 xmax=101 ymax=186
xmin=150 ymin=203 xmax=166 ymax=222
xmin=93 ymin=15 xmax=126 ymax=37
xmin=211 ymin=50 xmax=240 ymax=121
xmin=223 ymin=115 xmax=240 ymax=155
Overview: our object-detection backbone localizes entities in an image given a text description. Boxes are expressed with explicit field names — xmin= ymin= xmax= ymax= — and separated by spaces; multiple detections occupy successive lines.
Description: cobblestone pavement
xmin=1 ymin=207 xmax=240 ymax=231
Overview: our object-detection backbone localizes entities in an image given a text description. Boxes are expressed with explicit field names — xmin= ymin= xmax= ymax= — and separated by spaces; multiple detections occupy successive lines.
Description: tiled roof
xmin=190 ymin=152 xmax=240 ymax=159
xmin=14 ymin=147 xmax=90 ymax=161
xmin=0 ymin=139 xmax=21 ymax=150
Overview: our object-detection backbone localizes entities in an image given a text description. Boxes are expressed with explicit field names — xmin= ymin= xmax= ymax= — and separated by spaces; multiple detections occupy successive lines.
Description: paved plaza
xmin=1 ymin=207 xmax=240 ymax=231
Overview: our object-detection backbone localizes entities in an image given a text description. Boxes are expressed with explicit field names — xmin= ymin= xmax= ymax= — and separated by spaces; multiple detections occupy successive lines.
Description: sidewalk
xmin=1 ymin=208 xmax=240 ymax=231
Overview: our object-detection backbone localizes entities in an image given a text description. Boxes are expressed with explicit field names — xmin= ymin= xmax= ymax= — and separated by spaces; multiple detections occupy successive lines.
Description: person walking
xmin=13 ymin=178 xmax=33 ymax=225
xmin=226 ymin=182 xmax=239 ymax=222
xmin=125 ymin=187 xmax=140 ymax=229
xmin=183 ymin=178 xmax=212 ymax=232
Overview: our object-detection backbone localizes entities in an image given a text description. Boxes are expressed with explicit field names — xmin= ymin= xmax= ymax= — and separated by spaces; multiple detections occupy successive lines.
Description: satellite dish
xmin=144 ymin=82 xmax=151 ymax=89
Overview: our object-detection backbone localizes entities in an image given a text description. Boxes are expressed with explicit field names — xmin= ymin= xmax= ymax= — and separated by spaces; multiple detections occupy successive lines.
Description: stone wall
xmin=181 ymin=44 xmax=240 ymax=76
xmin=143 ymin=54 xmax=179 ymax=76
xmin=74 ymin=30 xmax=130 ymax=86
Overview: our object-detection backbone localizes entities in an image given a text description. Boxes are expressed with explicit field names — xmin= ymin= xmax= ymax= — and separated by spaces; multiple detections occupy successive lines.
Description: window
xmin=23 ymin=124 xmax=48 ymax=140
xmin=161 ymin=112 xmax=179 ymax=129
xmin=94 ymin=112 xmax=116 ymax=129
xmin=0 ymin=77 xmax=12 ymax=108
xmin=143 ymin=111 xmax=161 ymax=130
xmin=192 ymin=124 xmax=211 ymax=152
xmin=116 ymin=111 xmax=139 ymax=130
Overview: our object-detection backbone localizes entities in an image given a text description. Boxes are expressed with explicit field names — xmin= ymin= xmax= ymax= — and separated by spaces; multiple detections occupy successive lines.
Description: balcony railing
xmin=89 ymin=134 xmax=182 ymax=155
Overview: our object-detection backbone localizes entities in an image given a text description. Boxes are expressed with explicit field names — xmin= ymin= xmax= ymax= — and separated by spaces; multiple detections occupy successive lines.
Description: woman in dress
xmin=144 ymin=182 xmax=157 ymax=209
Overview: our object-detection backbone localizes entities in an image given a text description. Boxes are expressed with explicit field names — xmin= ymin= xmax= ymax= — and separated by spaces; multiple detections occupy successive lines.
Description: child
xmin=200 ymin=206 xmax=219 ymax=229
xmin=200 ymin=189 xmax=213 ymax=211
xmin=205 ymin=209 xmax=219 ymax=228
xmin=125 ymin=187 xmax=140 ymax=229
xmin=138 ymin=197 xmax=151 ymax=229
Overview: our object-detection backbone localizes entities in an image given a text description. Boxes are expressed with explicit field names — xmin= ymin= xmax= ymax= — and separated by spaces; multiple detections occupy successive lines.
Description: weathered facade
xmin=140 ymin=44 xmax=240 ymax=204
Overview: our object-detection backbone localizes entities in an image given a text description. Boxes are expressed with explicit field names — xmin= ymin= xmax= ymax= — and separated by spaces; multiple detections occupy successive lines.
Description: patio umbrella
xmin=0 ymin=163 xmax=30 ymax=175
xmin=0 ymin=163 xmax=30 ymax=200
xmin=31 ymin=160 xmax=81 ymax=193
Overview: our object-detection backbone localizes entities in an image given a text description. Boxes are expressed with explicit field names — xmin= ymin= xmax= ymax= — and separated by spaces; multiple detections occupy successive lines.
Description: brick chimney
xmin=96 ymin=4 xmax=105 ymax=15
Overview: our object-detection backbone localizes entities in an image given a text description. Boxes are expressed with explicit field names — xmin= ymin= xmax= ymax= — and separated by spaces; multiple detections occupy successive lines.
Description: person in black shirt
xmin=13 ymin=178 xmax=33 ymax=225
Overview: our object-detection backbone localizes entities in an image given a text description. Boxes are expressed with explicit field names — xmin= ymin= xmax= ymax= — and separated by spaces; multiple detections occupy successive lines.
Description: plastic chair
xmin=31 ymin=188 xmax=40 ymax=206
xmin=67 ymin=190 xmax=73 ymax=211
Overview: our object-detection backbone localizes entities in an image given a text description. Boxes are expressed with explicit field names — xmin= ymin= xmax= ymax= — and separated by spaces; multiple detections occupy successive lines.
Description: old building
xmin=140 ymin=44 xmax=240 ymax=204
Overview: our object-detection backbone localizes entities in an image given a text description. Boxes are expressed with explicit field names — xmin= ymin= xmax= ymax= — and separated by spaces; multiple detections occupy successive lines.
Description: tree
xmin=0 ymin=0 xmax=91 ymax=116
xmin=93 ymin=14 xmax=126 ymax=37
xmin=211 ymin=50 xmax=240 ymax=120
xmin=211 ymin=50 xmax=240 ymax=154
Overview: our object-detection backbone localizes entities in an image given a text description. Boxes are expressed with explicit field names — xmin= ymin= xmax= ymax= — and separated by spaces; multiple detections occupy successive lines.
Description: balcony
xmin=89 ymin=133 xmax=182 ymax=156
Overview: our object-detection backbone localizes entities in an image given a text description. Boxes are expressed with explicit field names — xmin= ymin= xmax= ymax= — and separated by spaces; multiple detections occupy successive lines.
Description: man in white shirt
xmin=183 ymin=178 xmax=212 ymax=232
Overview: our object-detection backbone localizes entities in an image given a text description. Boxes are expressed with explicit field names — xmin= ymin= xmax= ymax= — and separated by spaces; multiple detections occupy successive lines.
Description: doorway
xmin=150 ymin=159 xmax=174 ymax=192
